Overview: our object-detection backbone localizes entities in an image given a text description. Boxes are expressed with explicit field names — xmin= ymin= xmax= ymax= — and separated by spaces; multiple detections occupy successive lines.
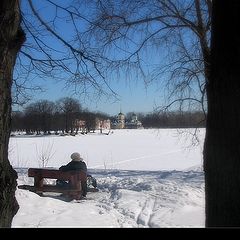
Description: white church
xmin=112 ymin=111 xmax=143 ymax=129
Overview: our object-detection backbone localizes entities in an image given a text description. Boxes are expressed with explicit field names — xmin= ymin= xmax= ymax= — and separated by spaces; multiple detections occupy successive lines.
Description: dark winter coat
xmin=58 ymin=160 xmax=88 ymax=196
xmin=59 ymin=160 xmax=87 ymax=173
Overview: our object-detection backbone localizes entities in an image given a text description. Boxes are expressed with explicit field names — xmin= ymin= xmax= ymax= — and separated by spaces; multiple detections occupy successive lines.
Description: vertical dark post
xmin=34 ymin=174 xmax=44 ymax=196
xmin=0 ymin=0 xmax=25 ymax=227
xmin=204 ymin=0 xmax=240 ymax=227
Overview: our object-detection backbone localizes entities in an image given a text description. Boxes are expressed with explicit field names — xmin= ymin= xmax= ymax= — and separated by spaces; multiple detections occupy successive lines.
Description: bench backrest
xmin=28 ymin=168 xmax=87 ymax=182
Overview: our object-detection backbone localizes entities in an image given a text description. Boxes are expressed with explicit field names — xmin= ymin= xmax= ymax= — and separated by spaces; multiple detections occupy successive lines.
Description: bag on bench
xmin=56 ymin=174 xmax=98 ymax=194
xmin=87 ymin=175 xmax=97 ymax=188
xmin=56 ymin=179 xmax=69 ymax=187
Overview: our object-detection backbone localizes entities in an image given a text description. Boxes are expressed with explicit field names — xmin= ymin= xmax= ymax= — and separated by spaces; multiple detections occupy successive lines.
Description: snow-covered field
xmin=9 ymin=128 xmax=206 ymax=228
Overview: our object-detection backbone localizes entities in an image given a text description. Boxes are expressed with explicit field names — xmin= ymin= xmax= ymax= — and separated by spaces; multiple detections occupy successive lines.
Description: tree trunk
xmin=0 ymin=0 xmax=25 ymax=227
xmin=204 ymin=0 xmax=240 ymax=227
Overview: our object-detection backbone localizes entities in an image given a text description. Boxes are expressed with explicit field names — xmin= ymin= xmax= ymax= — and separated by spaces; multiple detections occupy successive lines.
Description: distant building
xmin=111 ymin=111 xmax=143 ymax=129
xmin=111 ymin=111 xmax=125 ymax=129
xmin=125 ymin=113 xmax=143 ymax=129
xmin=117 ymin=111 xmax=125 ymax=129
xmin=96 ymin=118 xmax=111 ymax=131
xmin=74 ymin=119 xmax=86 ymax=132
xmin=74 ymin=117 xmax=111 ymax=133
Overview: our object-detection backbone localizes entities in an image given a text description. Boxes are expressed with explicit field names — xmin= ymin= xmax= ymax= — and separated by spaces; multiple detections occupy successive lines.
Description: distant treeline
xmin=139 ymin=111 xmax=206 ymax=128
xmin=11 ymin=98 xmax=206 ymax=134
xmin=11 ymin=97 xmax=110 ymax=134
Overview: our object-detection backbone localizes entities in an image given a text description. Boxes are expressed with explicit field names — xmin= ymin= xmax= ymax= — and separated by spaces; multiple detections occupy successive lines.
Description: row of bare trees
xmin=140 ymin=111 xmax=205 ymax=129
xmin=83 ymin=0 xmax=211 ymax=114
xmin=12 ymin=97 xmax=110 ymax=134
xmin=12 ymin=102 xmax=205 ymax=134
xmin=13 ymin=98 xmax=81 ymax=134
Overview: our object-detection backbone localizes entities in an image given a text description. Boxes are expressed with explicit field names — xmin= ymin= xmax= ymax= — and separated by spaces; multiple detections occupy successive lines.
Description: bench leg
xmin=34 ymin=176 xmax=44 ymax=195
xmin=68 ymin=192 xmax=81 ymax=200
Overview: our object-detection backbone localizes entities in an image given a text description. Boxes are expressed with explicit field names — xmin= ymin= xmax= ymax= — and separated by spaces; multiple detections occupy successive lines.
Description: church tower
xmin=117 ymin=109 xmax=125 ymax=129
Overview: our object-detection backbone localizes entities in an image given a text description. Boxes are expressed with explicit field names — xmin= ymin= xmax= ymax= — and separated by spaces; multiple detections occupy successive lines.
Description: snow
xmin=9 ymin=128 xmax=206 ymax=228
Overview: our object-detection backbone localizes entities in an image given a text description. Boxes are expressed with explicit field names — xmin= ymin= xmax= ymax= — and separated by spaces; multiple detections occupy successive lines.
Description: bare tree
xmin=0 ymin=0 xmax=25 ymax=227
xmin=56 ymin=97 xmax=82 ymax=134
xmin=86 ymin=0 xmax=211 ymax=115
xmin=87 ymin=0 xmax=240 ymax=226
xmin=35 ymin=139 xmax=55 ymax=168
xmin=0 ymin=0 xmax=117 ymax=227
xmin=204 ymin=0 xmax=240 ymax=227
xmin=24 ymin=100 xmax=55 ymax=134
xmin=18 ymin=0 xmax=118 ymax=100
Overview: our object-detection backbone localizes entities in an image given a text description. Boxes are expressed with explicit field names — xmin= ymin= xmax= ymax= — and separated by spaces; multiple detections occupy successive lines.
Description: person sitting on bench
xmin=57 ymin=152 xmax=88 ymax=197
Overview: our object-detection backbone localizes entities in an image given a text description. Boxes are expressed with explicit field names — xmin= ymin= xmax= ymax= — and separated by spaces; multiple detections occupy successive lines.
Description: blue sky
xmin=15 ymin=0 xmax=205 ymax=116
xmin=16 ymin=0 xmax=168 ymax=116
xmin=29 ymin=72 xmax=164 ymax=116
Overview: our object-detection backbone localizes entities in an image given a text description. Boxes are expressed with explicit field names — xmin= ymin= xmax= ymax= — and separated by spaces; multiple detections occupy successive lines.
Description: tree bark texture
xmin=204 ymin=0 xmax=240 ymax=227
xmin=0 ymin=0 xmax=25 ymax=227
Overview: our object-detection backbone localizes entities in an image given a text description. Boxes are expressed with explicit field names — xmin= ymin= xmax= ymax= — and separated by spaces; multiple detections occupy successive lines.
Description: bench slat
xmin=36 ymin=185 xmax=81 ymax=193
xmin=28 ymin=168 xmax=86 ymax=181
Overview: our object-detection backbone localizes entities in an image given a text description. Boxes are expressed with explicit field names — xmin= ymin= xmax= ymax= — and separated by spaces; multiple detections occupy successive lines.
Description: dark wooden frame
xmin=18 ymin=168 xmax=87 ymax=200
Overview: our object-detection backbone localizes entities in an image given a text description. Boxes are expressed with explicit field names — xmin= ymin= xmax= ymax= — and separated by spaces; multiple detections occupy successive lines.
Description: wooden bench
xmin=18 ymin=168 xmax=87 ymax=200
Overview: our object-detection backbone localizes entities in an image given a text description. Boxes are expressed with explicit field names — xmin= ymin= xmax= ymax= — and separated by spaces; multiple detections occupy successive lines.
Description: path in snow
xmin=14 ymin=168 xmax=204 ymax=227
xmin=86 ymin=169 xmax=205 ymax=227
